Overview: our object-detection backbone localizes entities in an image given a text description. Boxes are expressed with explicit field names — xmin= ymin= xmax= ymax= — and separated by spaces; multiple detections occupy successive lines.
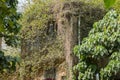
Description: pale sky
xmin=17 ymin=0 xmax=28 ymax=12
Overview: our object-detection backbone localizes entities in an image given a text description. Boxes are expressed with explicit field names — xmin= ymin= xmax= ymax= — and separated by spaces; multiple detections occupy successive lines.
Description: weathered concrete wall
xmin=56 ymin=62 xmax=67 ymax=80
xmin=57 ymin=14 xmax=79 ymax=80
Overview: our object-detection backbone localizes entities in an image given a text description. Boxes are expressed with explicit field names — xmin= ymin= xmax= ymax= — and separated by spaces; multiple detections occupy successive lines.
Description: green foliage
xmin=0 ymin=0 xmax=21 ymax=46
xmin=0 ymin=0 xmax=21 ymax=73
xmin=20 ymin=0 xmax=52 ymax=39
xmin=0 ymin=47 xmax=21 ymax=80
xmin=104 ymin=0 xmax=116 ymax=9
xmin=74 ymin=10 xmax=120 ymax=80
xmin=0 ymin=51 xmax=19 ymax=72
xmin=18 ymin=39 xmax=64 ymax=79
xmin=113 ymin=0 xmax=120 ymax=13
xmin=0 ymin=47 xmax=21 ymax=73
xmin=64 ymin=0 xmax=104 ymax=8
xmin=18 ymin=0 xmax=64 ymax=79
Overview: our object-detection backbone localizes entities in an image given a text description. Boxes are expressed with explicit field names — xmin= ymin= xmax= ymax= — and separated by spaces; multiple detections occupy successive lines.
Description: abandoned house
xmin=21 ymin=1 xmax=105 ymax=80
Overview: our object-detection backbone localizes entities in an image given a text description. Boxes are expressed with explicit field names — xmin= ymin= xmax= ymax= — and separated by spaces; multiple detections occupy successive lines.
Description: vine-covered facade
xmin=21 ymin=1 xmax=105 ymax=80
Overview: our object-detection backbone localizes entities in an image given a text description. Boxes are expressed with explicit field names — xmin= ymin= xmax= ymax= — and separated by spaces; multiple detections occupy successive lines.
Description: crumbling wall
xmin=54 ymin=1 xmax=105 ymax=80
xmin=21 ymin=1 xmax=105 ymax=80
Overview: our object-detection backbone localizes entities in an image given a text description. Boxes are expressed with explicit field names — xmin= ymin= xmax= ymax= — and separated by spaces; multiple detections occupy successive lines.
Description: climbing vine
xmin=18 ymin=0 xmax=64 ymax=79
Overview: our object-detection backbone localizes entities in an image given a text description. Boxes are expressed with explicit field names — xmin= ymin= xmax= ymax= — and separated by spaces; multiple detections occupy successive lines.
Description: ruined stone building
xmin=21 ymin=1 xmax=105 ymax=80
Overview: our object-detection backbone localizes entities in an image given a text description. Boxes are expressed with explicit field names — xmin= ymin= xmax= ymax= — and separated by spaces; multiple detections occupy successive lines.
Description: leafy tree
xmin=74 ymin=10 xmax=120 ymax=80
xmin=0 ymin=0 xmax=21 ymax=73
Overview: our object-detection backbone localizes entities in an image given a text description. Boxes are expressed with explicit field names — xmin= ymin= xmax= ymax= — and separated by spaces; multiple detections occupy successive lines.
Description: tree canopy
xmin=0 ymin=0 xmax=21 ymax=73
xmin=74 ymin=10 xmax=120 ymax=80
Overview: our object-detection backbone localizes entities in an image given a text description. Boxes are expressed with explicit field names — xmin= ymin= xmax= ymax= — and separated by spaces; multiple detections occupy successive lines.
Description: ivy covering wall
xmin=19 ymin=0 xmax=64 ymax=79
xmin=19 ymin=0 xmax=106 ymax=79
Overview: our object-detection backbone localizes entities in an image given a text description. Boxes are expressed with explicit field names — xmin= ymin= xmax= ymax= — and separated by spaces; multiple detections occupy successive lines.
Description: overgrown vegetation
xmin=0 ymin=0 xmax=120 ymax=80
xmin=18 ymin=0 xmax=64 ymax=79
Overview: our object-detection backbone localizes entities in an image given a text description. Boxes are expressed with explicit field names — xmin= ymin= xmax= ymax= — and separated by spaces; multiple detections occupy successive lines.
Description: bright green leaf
xmin=104 ymin=0 xmax=116 ymax=9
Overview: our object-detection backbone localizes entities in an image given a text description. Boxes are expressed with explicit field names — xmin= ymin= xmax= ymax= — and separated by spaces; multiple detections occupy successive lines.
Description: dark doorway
xmin=44 ymin=68 xmax=56 ymax=80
